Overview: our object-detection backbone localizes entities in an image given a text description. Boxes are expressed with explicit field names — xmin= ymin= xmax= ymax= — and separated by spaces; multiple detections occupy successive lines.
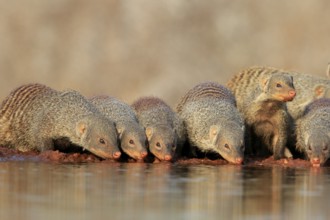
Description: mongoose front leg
xmin=272 ymin=128 xmax=286 ymax=160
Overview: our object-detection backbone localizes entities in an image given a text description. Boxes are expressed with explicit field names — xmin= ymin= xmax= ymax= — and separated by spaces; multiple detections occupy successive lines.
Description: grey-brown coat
xmin=177 ymin=81 xmax=245 ymax=164
xmin=296 ymin=98 xmax=330 ymax=167
xmin=90 ymin=95 xmax=148 ymax=160
xmin=0 ymin=83 xmax=120 ymax=159
xmin=132 ymin=96 xmax=186 ymax=161
xmin=227 ymin=66 xmax=296 ymax=159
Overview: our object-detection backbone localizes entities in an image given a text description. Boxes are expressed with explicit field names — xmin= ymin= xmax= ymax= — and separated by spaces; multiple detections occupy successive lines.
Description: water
xmin=0 ymin=161 xmax=330 ymax=220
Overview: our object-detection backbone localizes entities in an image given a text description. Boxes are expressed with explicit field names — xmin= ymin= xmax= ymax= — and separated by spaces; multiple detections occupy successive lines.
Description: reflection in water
xmin=0 ymin=161 xmax=329 ymax=220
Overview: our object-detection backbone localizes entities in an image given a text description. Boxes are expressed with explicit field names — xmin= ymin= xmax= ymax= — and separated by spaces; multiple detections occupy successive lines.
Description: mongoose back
xmin=296 ymin=98 xmax=330 ymax=167
xmin=0 ymin=83 xmax=121 ymax=159
xmin=286 ymin=71 xmax=330 ymax=120
xmin=177 ymin=81 xmax=245 ymax=164
xmin=131 ymin=96 xmax=186 ymax=162
xmin=90 ymin=95 xmax=148 ymax=161
xmin=227 ymin=66 xmax=296 ymax=159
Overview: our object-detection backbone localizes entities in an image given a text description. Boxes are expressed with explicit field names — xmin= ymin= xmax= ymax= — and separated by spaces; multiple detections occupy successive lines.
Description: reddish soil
xmin=0 ymin=146 xmax=319 ymax=168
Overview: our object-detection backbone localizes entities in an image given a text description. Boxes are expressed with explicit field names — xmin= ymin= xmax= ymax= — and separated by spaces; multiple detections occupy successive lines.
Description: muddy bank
xmin=0 ymin=146 xmax=318 ymax=168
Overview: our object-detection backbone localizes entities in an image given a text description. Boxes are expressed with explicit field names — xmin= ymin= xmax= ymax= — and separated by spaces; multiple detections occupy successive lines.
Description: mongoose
xmin=285 ymin=71 xmax=330 ymax=120
xmin=131 ymin=97 xmax=186 ymax=162
xmin=227 ymin=66 xmax=296 ymax=160
xmin=296 ymin=98 xmax=330 ymax=167
xmin=90 ymin=95 xmax=148 ymax=161
xmin=177 ymin=81 xmax=245 ymax=164
xmin=0 ymin=83 xmax=121 ymax=159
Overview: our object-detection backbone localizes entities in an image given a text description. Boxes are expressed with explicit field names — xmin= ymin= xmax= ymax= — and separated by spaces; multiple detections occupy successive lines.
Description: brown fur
xmin=0 ymin=83 xmax=120 ymax=159
xmin=227 ymin=66 xmax=296 ymax=159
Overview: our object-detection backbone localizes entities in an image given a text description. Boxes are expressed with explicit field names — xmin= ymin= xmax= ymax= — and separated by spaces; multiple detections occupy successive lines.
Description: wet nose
xmin=164 ymin=154 xmax=172 ymax=161
xmin=311 ymin=157 xmax=320 ymax=164
xmin=289 ymin=90 xmax=296 ymax=98
xmin=141 ymin=151 xmax=148 ymax=158
xmin=235 ymin=157 xmax=244 ymax=164
xmin=113 ymin=151 xmax=121 ymax=159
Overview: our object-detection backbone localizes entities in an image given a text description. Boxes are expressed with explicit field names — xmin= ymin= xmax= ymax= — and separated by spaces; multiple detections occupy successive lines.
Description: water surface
xmin=0 ymin=161 xmax=329 ymax=220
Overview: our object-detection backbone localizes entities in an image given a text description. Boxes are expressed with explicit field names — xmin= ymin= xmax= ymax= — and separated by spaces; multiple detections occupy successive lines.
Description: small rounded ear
xmin=76 ymin=121 xmax=87 ymax=137
xmin=145 ymin=127 xmax=153 ymax=141
xmin=314 ymin=85 xmax=325 ymax=98
xmin=304 ymin=134 xmax=310 ymax=147
xmin=209 ymin=125 xmax=219 ymax=144
xmin=260 ymin=76 xmax=269 ymax=92
xmin=117 ymin=127 xmax=124 ymax=139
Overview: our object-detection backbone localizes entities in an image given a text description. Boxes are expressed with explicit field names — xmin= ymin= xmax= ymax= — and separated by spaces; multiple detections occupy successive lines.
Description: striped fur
xmin=90 ymin=95 xmax=148 ymax=160
xmin=177 ymin=81 xmax=245 ymax=164
xmin=177 ymin=81 xmax=236 ymax=113
xmin=0 ymin=83 xmax=120 ymax=159
xmin=296 ymin=98 xmax=330 ymax=166
xmin=131 ymin=96 xmax=186 ymax=161
xmin=286 ymin=72 xmax=330 ymax=120
xmin=226 ymin=66 xmax=296 ymax=160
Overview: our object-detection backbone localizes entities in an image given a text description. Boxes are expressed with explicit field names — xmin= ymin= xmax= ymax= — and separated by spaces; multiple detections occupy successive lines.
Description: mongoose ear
xmin=304 ymin=134 xmax=310 ymax=147
xmin=117 ymin=127 xmax=124 ymax=139
xmin=314 ymin=85 xmax=325 ymax=98
xmin=145 ymin=127 xmax=153 ymax=141
xmin=76 ymin=121 xmax=87 ymax=137
xmin=260 ymin=77 xmax=269 ymax=92
xmin=209 ymin=125 xmax=219 ymax=143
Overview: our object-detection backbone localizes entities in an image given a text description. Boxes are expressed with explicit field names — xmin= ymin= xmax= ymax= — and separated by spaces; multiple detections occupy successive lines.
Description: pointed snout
xmin=288 ymin=90 xmax=296 ymax=99
xmin=141 ymin=151 xmax=148 ymax=158
xmin=311 ymin=157 xmax=321 ymax=167
xmin=234 ymin=157 xmax=244 ymax=165
xmin=113 ymin=151 xmax=122 ymax=159
xmin=164 ymin=154 xmax=172 ymax=161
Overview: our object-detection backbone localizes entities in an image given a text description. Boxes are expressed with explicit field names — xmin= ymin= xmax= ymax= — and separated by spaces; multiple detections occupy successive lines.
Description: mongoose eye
xmin=276 ymin=83 xmax=282 ymax=88
xmin=99 ymin=138 xmax=105 ymax=144
xmin=323 ymin=146 xmax=328 ymax=151
xmin=307 ymin=145 xmax=312 ymax=151
xmin=224 ymin=144 xmax=230 ymax=149
xmin=172 ymin=144 xmax=176 ymax=150
xmin=129 ymin=139 xmax=134 ymax=145
xmin=240 ymin=145 xmax=245 ymax=151
xmin=156 ymin=142 xmax=161 ymax=149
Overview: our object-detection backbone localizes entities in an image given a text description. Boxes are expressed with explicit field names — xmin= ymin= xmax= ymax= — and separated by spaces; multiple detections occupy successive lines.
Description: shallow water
xmin=0 ymin=161 xmax=329 ymax=220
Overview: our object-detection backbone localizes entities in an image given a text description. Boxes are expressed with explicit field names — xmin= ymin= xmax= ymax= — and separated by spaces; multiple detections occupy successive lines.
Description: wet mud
xmin=0 ymin=146 xmax=320 ymax=168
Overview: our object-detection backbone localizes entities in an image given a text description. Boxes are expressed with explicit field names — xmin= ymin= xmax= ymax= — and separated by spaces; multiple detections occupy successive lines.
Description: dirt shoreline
xmin=0 ymin=146 xmax=323 ymax=168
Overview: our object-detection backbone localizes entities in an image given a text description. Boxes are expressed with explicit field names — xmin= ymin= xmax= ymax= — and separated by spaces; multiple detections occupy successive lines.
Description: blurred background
xmin=0 ymin=0 xmax=329 ymax=106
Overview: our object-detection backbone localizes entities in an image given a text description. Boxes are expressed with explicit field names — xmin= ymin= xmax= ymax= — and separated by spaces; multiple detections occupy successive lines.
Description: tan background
xmin=0 ymin=0 xmax=329 ymax=106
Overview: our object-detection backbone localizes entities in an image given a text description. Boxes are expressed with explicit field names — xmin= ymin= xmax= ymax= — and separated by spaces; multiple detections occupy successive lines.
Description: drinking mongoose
xmin=227 ymin=66 xmax=296 ymax=160
xmin=131 ymin=96 xmax=186 ymax=162
xmin=296 ymin=98 xmax=330 ymax=167
xmin=177 ymin=81 xmax=245 ymax=164
xmin=90 ymin=95 xmax=148 ymax=161
xmin=0 ymin=83 xmax=121 ymax=159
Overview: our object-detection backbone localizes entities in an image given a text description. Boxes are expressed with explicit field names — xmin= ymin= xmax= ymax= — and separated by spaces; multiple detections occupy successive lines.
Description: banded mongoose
xmin=285 ymin=71 xmax=330 ymax=120
xmin=0 ymin=83 xmax=121 ymax=159
xmin=227 ymin=66 xmax=296 ymax=160
xmin=131 ymin=97 xmax=186 ymax=162
xmin=90 ymin=95 xmax=148 ymax=161
xmin=177 ymin=81 xmax=245 ymax=164
xmin=296 ymin=98 xmax=330 ymax=167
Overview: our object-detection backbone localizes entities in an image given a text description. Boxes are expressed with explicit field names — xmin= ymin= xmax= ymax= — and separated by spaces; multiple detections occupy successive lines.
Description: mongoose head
xmin=304 ymin=132 xmax=330 ymax=167
xmin=145 ymin=125 xmax=177 ymax=161
xmin=117 ymin=125 xmax=148 ymax=161
xmin=262 ymin=73 xmax=296 ymax=102
xmin=209 ymin=124 xmax=245 ymax=164
xmin=75 ymin=115 xmax=121 ymax=160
